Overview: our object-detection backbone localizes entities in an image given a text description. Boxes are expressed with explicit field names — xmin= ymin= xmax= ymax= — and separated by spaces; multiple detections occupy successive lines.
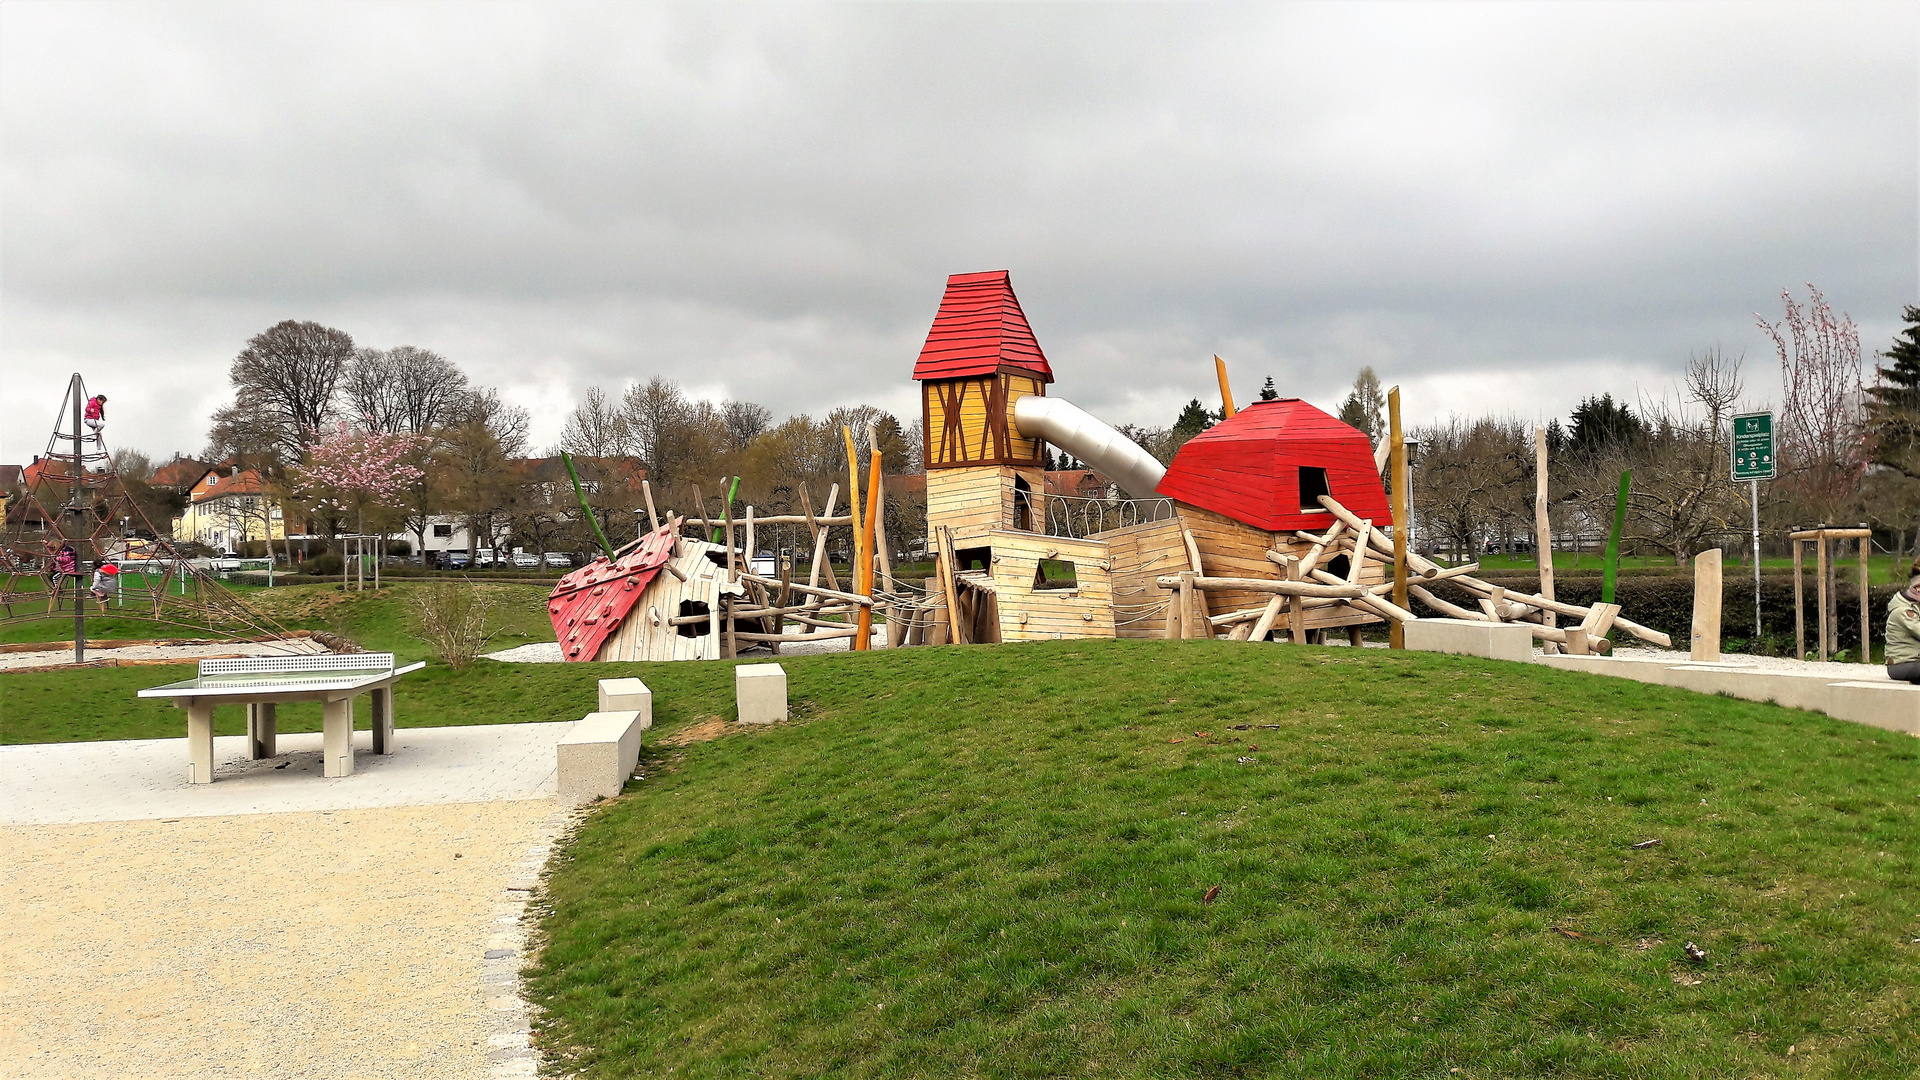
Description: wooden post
xmin=723 ymin=499 xmax=736 ymax=582
xmin=1860 ymin=528 xmax=1871 ymax=663
xmin=1690 ymin=548 xmax=1722 ymax=662
xmin=1793 ymin=537 xmax=1805 ymax=660
xmin=936 ymin=525 xmax=965 ymax=645
xmin=1178 ymin=572 xmax=1198 ymax=639
xmin=1533 ymin=425 xmax=1556 ymax=639
xmin=642 ymin=480 xmax=660 ymax=533
xmin=1816 ymin=532 xmax=1829 ymax=662
xmin=1214 ymin=355 xmax=1236 ymax=419
xmin=1287 ymin=557 xmax=1307 ymax=644
xmin=1388 ymin=386 xmax=1408 ymax=649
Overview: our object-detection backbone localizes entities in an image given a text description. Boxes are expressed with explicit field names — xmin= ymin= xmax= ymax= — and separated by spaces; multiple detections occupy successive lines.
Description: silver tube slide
xmin=1012 ymin=395 xmax=1168 ymax=501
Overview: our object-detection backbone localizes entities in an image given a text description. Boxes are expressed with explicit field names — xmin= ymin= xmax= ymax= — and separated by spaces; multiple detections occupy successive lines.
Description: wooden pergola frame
xmin=1789 ymin=525 xmax=1871 ymax=664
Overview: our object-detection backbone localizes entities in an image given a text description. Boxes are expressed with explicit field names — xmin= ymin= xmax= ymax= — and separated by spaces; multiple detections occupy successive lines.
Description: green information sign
xmin=1732 ymin=411 xmax=1774 ymax=481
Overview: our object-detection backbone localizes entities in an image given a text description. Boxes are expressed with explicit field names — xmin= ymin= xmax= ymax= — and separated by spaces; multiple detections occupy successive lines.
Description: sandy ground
xmin=487 ymin=624 xmax=887 ymax=663
xmin=0 ymin=799 xmax=566 ymax=1080
xmin=0 ymin=637 xmax=328 ymax=672
xmin=1605 ymin=645 xmax=1890 ymax=679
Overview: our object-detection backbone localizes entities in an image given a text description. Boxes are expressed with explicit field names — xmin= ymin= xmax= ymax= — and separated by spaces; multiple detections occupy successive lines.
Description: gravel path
xmin=0 ymin=799 xmax=567 ymax=1079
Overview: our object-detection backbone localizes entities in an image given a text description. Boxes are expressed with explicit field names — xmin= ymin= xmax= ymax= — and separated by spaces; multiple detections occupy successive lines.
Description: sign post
xmin=1732 ymin=411 xmax=1775 ymax=642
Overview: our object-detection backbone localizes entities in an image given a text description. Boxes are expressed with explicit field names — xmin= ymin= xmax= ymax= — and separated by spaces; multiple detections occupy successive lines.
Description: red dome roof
xmin=1155 ymin=398 xmax=1391 ymax=532
xmin=911 ymin=271 xmax=1054 ymax=383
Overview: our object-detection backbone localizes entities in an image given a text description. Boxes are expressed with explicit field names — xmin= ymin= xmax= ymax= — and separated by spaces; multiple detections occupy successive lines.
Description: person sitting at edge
xmin=1885 ymin=558 xmax=1920 ymax=683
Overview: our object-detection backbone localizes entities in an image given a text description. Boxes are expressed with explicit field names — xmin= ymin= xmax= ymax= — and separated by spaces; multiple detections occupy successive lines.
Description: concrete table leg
xmin=187 ymin=700 xmax=215 ymax=785
xmin=247 ymin=703 xmax=278 ymax=760
xmin=259 ymin=703 xmax=276 ymax=758
xmin=322 ymin=697 xmax=355 ymax=778
xmin=371 ymin=687 xmax=394 ymax=755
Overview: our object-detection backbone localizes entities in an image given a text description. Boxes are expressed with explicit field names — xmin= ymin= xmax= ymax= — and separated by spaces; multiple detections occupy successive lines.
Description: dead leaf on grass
xmin=1672 ymin=972 xmax=1702 ymax=986
xmin=1202 ymin=885 xmax=1220 ymax=904
xmin=1549 ymin=926 xmax=1589 ymax=941
xmin=1168 ymin=737 xmax=1184 ymax=744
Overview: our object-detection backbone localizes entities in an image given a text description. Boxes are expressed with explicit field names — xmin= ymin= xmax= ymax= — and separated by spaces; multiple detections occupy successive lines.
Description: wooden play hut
xmin=1113 ymin=398 xmax=1398 ymax=640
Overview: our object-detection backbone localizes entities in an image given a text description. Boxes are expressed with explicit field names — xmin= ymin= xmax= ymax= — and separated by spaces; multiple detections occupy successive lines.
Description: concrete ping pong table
xmin=138 ymin=653 xmax=425 ymax=783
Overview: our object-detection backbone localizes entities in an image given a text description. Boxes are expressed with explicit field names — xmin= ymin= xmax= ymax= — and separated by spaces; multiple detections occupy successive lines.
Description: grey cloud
xmin=1 ymin=1 xmax=1912 ymax=463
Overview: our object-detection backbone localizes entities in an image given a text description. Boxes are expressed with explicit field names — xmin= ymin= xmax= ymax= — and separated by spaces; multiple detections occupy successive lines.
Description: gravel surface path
xmin=0 ymin=799 xmax=565 ymax=1079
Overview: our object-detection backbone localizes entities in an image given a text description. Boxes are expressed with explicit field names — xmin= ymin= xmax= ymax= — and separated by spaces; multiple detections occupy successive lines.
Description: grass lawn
xmin=1 ymin=581 xmax=564 ymax=742
xmin=525 ymin=640 xmax=1920 ymax=1078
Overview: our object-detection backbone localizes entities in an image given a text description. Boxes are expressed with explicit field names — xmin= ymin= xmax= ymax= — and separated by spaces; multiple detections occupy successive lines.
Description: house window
xmin=433 ymin=523 xmax=453 ymax=538
xmin=1298 ymin=466 xmax=1331 ymax=512
xmin=1013 ymin=475 xmax=1033 ymax=531
xmin=206 ymin=475 xmax=217 ymax=487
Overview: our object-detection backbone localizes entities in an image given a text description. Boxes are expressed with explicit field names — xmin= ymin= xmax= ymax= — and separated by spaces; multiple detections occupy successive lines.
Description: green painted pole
xmin=1603 ymin=470 xmax=1631 ymax=606
xmin=711 ymin=476 xmax=740 ymax=544
xmin=560 ymin=452 xmax=617 ymax=558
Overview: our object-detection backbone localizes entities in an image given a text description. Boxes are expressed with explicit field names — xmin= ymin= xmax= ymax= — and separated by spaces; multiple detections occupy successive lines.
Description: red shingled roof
xmin=1155 ymin=399 xmax=1392 ymax=532
xmin=911 ymin=271 xmax=1054 ymax=383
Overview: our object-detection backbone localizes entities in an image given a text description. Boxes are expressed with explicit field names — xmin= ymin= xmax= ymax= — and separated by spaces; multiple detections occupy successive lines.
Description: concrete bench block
xmin=736 ymin=664 xmax=787 ymax=725
xmin=1662 ymin=665 xmax=1832 ymax=712
xmin=1403 ymin=618 xmax=1533 ymax=663
xmin=596 ymin=678 xmax=653 ymax=730
xmin=1824 ymin=681 xmax=1920 ymax=736
xmin=557 ymin=710 xmax=645 ymax=805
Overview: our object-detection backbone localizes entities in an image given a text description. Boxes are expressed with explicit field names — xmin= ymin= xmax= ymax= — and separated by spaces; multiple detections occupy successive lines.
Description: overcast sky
xmin=2 ymin=1 xmax=1914 ymax=467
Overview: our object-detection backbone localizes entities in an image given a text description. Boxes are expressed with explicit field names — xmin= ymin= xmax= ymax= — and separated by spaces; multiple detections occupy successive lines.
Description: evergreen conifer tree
xmin=1869 ymin=305 xmax=1920 ymax=476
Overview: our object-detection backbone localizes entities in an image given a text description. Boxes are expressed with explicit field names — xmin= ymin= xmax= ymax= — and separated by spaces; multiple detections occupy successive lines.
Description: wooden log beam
xmin=1154 ymin=574 xmax=1370 ymax=599
xmin=738 ymin=571 xmax=874 ymax=607
xmin=1305 ymin=568 xmax=1416 ymax=621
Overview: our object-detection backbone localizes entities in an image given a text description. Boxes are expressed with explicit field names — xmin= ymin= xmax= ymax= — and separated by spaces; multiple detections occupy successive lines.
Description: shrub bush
xmin=305 ymin=554 xmax=344 ymax=577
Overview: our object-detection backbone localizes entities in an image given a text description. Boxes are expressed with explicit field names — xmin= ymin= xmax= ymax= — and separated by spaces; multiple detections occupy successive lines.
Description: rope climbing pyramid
xmin=1 ymin=373 xmax=302 ymax=663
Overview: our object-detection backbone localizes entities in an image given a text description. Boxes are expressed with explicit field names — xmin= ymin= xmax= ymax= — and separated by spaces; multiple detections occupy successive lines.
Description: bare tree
xmin=721 ymin=400 xmax=773 ymax=452
xmin=343 ymin=346 xmax=471 ymax=435
xmin=229 ymin=320 xmax=354 ymax=460
xmin=558 ymin=386 xmax=630 ymax=459
xmin=1410 ymin=416 xmax=1531 ymax=562
xmin=1756 ymin=285 xmax=1867 ymax=524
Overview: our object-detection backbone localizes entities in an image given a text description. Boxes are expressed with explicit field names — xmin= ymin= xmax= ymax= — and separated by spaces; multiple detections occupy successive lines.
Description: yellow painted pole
xmin=858 ymin=436 xmax=883 ymax=650
xmin=1388 ymin=386 xmax=1408 ymax=649
xmin=1214 ymin=355 xmax=1236 ymax=419
xmin=842 ymin=426 xmax=866 ymax=649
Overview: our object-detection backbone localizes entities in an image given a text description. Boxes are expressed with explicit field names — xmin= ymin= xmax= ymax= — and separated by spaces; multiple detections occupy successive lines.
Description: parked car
xmin=544 ymin=551 xmax=572 ymax=568
xmin=511 ymin=552 xmax=540 ymax=569
xmin=208 ymin=552 xmax=246 ymax=572
xmin=445 ymin=551 xmax=472 ymax=569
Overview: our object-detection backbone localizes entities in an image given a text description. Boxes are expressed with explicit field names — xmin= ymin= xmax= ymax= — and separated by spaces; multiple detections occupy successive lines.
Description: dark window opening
xmin=1033 ymin=558 xmax=1078 ymax=590
xmin=676 ymin=599 xmax=713 ymax=638
xmin=1325 ymin=553 xmax=1351 ymax=580
xmin=1013 ymin=476 xmax=1033 ymax=532
xmin=955 ymin=546 xmax=991 ymax=573
xmin=1298 ymin=466 xmax=1331 ymax=512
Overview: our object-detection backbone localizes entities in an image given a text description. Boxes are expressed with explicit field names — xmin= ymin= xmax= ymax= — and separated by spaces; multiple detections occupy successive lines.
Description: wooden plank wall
xmin=1177 ymin=504 xmax=1384 ymax=633
xmin=595 ymin=540 xmax=732 ymax=662
xmin=983 ymin=530 xmax=1116 ymax=641
xmin=927 ymin=466 xmax=1046 ymax=544
xmin=1091 ymin=518 xmax=1185 ymax=638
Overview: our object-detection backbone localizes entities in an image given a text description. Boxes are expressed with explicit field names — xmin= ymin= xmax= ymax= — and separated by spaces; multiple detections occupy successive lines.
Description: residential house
xmin=172 ymin=463 xmax=286 ymax=551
